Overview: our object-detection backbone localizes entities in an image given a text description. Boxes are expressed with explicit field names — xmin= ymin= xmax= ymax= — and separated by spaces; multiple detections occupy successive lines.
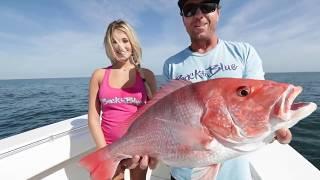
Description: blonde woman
xmin=87 ymin=20 xmax=157 ymax=180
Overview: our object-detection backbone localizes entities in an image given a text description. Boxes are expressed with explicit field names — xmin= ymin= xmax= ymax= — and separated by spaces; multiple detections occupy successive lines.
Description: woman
xmin=88 ymin=19 xmax=157 ymax=180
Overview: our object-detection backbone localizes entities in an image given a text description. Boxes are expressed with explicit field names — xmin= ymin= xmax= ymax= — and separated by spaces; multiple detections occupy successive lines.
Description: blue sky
xmin=0 ymin=0 xmax=319 ymax=79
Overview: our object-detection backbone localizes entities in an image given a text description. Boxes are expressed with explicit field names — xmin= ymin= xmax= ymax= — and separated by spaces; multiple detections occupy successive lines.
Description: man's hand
xmin=120 ymin=155 xmax=158 ymax=170
xmin=275 ymin=128 xmax=292 ymax=144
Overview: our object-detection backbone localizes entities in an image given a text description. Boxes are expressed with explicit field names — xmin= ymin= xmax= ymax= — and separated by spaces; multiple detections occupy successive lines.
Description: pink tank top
xmin=99 ymin=67 xmax=147 ymax=144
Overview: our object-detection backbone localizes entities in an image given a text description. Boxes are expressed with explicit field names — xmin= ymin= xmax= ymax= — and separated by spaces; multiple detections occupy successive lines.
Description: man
xmin=162 ymin=0 xmax=293 ymax=179
xmin=121 ymin=0 xmax=292 ymax=179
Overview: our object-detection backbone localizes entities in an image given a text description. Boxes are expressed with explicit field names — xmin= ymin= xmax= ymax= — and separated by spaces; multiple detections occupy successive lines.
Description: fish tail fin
xmin=79 ymin=148 xmax=119 ymax=180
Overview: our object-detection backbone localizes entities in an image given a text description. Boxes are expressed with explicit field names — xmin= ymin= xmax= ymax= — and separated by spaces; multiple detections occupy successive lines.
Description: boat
xmin=0 ymin=115 xmax=319 ymax=180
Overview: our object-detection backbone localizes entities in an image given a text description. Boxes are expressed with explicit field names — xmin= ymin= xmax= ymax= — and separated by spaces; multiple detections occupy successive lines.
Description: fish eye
xmin=237 ymin=86 xmax=250 ymax=97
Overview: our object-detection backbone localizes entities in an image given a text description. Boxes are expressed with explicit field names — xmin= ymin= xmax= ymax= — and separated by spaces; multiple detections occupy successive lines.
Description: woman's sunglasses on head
xmin=180 ymin=3 xmax=218 ymax=17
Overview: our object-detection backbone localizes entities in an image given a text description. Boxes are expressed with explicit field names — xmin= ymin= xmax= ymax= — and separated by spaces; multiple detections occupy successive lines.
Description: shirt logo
xmin=175 ymin=63 xmax=238 ymax=80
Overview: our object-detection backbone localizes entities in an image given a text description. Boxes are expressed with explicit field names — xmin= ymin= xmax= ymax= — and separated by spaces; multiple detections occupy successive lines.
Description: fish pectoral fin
xmin=156 ymin=117 xmax=212 ymax=151
xmin=191 ymin=164 xmax=220 ymax=180
xmin=178 ymin=126 xmax=213 ymax=151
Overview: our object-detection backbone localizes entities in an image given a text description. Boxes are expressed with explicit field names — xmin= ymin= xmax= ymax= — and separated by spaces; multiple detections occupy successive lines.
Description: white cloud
xmin=218 ymin=0 xmax=320 ymax=72
xmin=0 ymin=0 xmax=319 ymax=79
xmin=0 ymin=30 xmax=107 ymax=79
xmin=62 ymin=0 xmax=185 ymax=75
xmin=0 ymin=7 xmax=42 ymax=29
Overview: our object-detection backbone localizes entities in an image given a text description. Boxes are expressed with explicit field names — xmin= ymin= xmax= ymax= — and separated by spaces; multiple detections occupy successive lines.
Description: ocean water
xmin=0 ymin=73 xmax=319 ymax=169
xmin=0 ymin=78 xmax=88 ymax=138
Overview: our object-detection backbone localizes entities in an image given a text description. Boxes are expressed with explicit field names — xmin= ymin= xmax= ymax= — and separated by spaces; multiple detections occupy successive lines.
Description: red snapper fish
xmin=80 ymin=78 xmax=317 ymax=180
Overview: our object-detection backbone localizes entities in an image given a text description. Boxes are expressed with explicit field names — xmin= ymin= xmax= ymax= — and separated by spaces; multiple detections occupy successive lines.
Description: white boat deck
xmin=0 ymin=115 xmax=319 ymax=180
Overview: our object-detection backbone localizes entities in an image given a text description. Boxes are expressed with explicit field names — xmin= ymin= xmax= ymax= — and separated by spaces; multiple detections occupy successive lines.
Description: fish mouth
xmin=273 ymin=85 xmax=317 ymax=122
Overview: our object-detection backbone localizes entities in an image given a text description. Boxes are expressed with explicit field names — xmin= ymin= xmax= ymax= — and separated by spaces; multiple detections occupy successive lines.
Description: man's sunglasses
xmin=180 ymin=3 xmax=218 ymax=17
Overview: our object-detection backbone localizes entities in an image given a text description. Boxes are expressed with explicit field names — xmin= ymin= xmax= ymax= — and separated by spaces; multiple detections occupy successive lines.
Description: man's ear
xmin=182 ymin=16 xmax=188 ymax=28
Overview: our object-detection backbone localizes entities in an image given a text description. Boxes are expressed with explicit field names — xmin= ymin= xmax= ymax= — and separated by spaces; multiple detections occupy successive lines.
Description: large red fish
xmin=80 ymin=78 xmax=317 ymax=180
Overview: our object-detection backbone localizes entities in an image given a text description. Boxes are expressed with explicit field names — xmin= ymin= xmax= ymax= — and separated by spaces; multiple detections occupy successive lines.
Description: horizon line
xmin=1 ymin=71 xmax=320 ymax=81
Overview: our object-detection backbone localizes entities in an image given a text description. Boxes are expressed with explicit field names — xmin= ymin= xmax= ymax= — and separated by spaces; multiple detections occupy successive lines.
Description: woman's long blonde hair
xmin=104 ymin=20 xmax=153 ymax=100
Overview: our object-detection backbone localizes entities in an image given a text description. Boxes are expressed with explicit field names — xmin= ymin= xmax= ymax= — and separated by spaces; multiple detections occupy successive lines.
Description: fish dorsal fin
xmin=126 ymin=80 xmax=192 ymax=126
xmin=152 ymin=79 xmax=192 ymax=102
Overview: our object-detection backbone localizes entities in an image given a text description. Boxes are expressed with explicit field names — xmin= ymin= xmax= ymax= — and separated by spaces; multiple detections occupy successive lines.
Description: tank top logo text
xmin=100 ymin=97 xmax=144 ymax=106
